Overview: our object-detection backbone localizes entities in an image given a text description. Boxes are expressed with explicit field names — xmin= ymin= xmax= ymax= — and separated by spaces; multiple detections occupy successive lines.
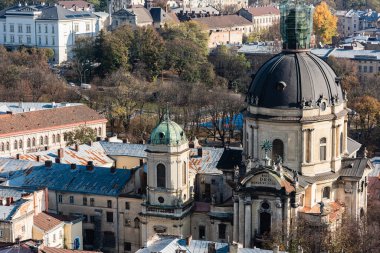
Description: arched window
xmin=57 ymin=134 xmax=61 ymax=142
xmin=320 ymin=138 xmax=327 ymax=161
xmin=322 ymin=187 xmax=331 ymax=199
xmin=32 ymin=138 xmax=36 ymax=147
xmin=19 ymin=140 xmax=23 ymax=149
xmin=183 ymin=161 xmax=187 ymax=185
xmin=157 ymin=163 xmax=166 ymax=188
xmin=27 ymin=138 xmax=31 ymax=148
xmin=52 ymin=134 xmax=56 ymax=143
xmin=14 ymin=140 xmax=17 ymax=150
xmin=94 ymin=128 xmax=97 ymax=135
xmin=272 ymin=139 xmax=284 ymax=161
xmin=40 ymin=136 xmax=43 ymax=145
xmin=44 ymin=136 xmax=48 ymax=145
xmin=98 ymin=127 xmax=101 ymax=136
xmin=134 ymin=217 xmax=140 ymax=228
xmin=6 ymin=142 xmax=9 ymax=151
xmin=1 ymin=143 xmax=4 ymax=152
xmin=340 ymin=132 xmax=343 ymax=154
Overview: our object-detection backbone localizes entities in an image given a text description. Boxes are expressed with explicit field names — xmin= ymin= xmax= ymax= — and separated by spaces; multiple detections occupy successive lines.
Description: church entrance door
xmin=260 ymin=212 xmax=271 ymax=235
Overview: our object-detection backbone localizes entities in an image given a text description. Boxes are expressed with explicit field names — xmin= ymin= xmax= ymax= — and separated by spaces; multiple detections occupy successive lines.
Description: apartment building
xmin=0 ymin=3 xmax=102 ymax=63
xmin=238 ymin=6 xmax=280 ymax=32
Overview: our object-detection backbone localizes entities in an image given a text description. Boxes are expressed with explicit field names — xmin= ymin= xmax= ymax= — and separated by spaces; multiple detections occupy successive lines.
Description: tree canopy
xmin=313 ymin=1 xmax=338 ymax=44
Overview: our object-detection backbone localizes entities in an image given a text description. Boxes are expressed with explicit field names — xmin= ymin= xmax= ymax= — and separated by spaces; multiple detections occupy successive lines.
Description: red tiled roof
xmin=0 ymin=105 xmax=106 ymax=137
xmin=193 ymin=15 xmax=252 ymax=29
xmin=34 ymin=212 xmax=64 ymax=232
xmin=41 ymin=247 xmax=100 ymax=253
xmin=58 ymin=1 xmax=93 ymax=9
xmin=246 ymin=6 xmax=280 ymax=16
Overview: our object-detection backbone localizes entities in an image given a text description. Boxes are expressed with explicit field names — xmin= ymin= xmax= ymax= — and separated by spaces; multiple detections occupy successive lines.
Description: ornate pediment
xmin=243 ymin=172 xmax=283 ymax=190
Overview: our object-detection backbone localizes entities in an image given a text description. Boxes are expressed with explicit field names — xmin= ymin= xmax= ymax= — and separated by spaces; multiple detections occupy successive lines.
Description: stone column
xmin=253 ymin=126 xmax=259 ymax=159
xmin=344 ymin=120 xmax=348 ymax=154
xmin=238 ymin=196 xmax=245 ymax=245
xmin=233 ymin=195 xmax=239 ymax=243
xmin=141 ymin=220 xmax=147 ymax=247
xmin=332 ymin=125 xmax=336 ymax=163
xmin=301 ymin=129 xmax=307 ymax=164
xmin=309 ymin=129 xmax=314 ymax=163
xmin=244 ymin=196 xmax=252 ymax=248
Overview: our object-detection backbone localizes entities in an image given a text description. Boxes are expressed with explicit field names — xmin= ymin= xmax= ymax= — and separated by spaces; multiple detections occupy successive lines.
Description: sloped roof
xmin=128 ymin=6 xmax=153 ymax=24
xmin=347 ymin=137 xmax=361 ymax=156
xmin=340 ymin=157 xmax=370 ymax=178
xmin=5 ymin=161 xmax=132 ymax=196
xmin=34 ymin=212 xmax=64 ymax=232
xmin=0 ymin=158 xmax=41 ymax=178
xmin=38 ymin=5 xmax=96 ymax=20
xmin=58 ymin=0 xmax=93 ymax=9
xmin=0 ymin=198 xmax=30 ymax=221
xmin=41 ymin=247 xmax=101 ymax=253
xmin=17 ymin=142 xmax=114 ymax=167
xmin=136 ymin=237 xmax=185 ymax=253
xmin=193 ymin=15 xmax=252 ymax=29
xmin=0 ymin=105 xmax=106 ymax=137
xmin=245 ymin=6 xmax=280 ymax=16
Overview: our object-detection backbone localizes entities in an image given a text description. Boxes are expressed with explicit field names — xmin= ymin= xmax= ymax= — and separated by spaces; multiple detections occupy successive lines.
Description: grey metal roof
xmin=0 ymin=158 xmax=41 ymax=178
xmin=369 ymin=157 xmax=380 ymax=177
xmin=0 ymin=198 xmax=30 ymax=221
xmin=340 ymin=158 xmax=369 ymax=178
xmin=0 ymin=102 xmax=82 ymax=114
xmin=187 ymin=240 xmax=229 ymax=253
xmin=136 ymin=237 xmax=186 ymax=253
xmin=247 ymin=52 xmax=343 ymax=109
xmin=4 ymin=160 xmax=132 ymax=196
xmin=347 ymin=137 xmax=361 ymax=156
xmin=100 ymin=142 xmax=147 ymax=157
xmin=311 ymin=48 xmax=380 ymax=61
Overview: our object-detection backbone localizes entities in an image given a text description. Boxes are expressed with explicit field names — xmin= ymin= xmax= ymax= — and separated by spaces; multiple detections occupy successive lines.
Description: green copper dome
xmin=149 ymin=117 xmax=187 ymax=146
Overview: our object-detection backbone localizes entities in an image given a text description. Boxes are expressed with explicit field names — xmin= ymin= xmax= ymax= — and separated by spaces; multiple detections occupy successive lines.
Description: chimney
xmin=55 ymin=157 xmax=61 ymax=164
xmin=16 ymin=154 xmax=20 ymax=160
xmin=5 ymin=197 xmax=13 ymax=206
xmin=197 ymin=147 xmax=202 ymax=157
xmin=45 ymin=160 xmax=53 ymax=168
xmin=185 ymin=236 xmax=192 ymax=246
xmin=207 ymin=242 xmax=216 ymax=253
xmin=89 ymin=140 xmax=93 ymax=146
xmin=273 ymin=246 xmax=279 ymax=253
xmin=96 ymin=137 xmax=102 ymax=141
xmin=6 ymin=111 xmax=12 ymax=115
xmin=86 ymin=161 xmax=94 ymax=171
xmin=123 ymin=139 xmax=128 ymax=143
xmin=230 ymin=243 xmax=238 ymax=253
xmin=74 ymin=144 xmax=79 ymax=152
xmin=58 ymin=148 xmax=64 ymax=159
xmin=36 ymin=155 xmax=40 ymax=162
xmin=139 ymin=159 xmax=144 ymax=167
xmin=70 ymin=163 xmax=77 ymax=170
xmin=110 ymin=166 xmax=116 ymax=174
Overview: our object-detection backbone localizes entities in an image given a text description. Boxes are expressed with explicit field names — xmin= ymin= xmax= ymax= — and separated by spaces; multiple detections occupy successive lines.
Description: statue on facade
xmin=318 ymin=201 xmax=325 ymax=215
xmin=261 ymin=140 xmax=272 ymax=166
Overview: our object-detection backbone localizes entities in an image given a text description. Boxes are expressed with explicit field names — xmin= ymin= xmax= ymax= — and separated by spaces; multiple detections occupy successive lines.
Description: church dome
xmin=149 ymin=118 xmax=187 ymax=146
xmin=247 ymin=51 xmax=343 ymax=109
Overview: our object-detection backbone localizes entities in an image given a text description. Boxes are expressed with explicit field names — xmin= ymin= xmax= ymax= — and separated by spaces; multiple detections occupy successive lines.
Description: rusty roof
xmin=41 ymin=247 xmax=101 ymax=253
xmin=34 ymin=212 xmax=64 ymax=232
xmin=245 ymin=6 xmax=280 ymax=16
xmin=193 ymin=15 xmax=252 ymax=29
xmin=0 ymin=105 xmax=106 ymax=137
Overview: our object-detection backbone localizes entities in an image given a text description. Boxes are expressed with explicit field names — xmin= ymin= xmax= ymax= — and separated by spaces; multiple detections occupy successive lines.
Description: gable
xmin=245 ymin=172 xmax=282 ymax=190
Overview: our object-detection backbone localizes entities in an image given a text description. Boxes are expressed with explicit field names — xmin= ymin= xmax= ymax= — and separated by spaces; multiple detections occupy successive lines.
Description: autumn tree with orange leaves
xmin=313 ymin=1 xmax=337 ymax=44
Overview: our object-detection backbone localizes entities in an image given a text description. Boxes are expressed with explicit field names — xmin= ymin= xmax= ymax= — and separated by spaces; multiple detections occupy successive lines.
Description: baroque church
xmin=139 ymin=0 xmax=373 ymax=249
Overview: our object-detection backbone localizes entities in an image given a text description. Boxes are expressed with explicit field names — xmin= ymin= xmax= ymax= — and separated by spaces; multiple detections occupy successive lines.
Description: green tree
xmin=64 ymin=126 xmax=97 ymax=146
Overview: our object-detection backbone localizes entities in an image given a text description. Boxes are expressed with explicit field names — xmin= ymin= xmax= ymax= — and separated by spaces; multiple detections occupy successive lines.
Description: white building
xmin=0 ymin=3 xmax=103 ymax=64
xmin=336 ymin=10 xmax=361 ymax=37
xmin=238 ymin=6 xmax=280 ymax=32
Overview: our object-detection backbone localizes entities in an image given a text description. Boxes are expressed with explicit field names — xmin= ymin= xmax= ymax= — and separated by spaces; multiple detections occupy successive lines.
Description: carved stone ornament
xmin=344 ymin=182 xmax=353 ymax=193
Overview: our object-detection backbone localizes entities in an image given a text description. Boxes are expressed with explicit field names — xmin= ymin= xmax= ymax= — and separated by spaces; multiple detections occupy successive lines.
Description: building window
xmin=83 ymin=197 xmax=87 ymax=206
xmin=57 ymin=134 xmax=61 ymax=142
xmin=26 ymin=25 xmax=31 ymax=33
xmin=10 ymin=35 xmax=14 ymax=44
xmin=320 ymin=138 xmax=327 ymax=161
xmin=183 ymin=161 xmax=186 ymax=185
xmin=3 ymin=23 xmax=6 ymax=32
xmin=45 ymin=36 xmax=48 ymax=45
xmin=107 ymin=200 xmax=112 ymax=208
xmin=340 ymin=132 xmax=343 ymax=154
xmin=52 ymin=134 xmax=56 ymax=143
xmin=157 ymin=163 xmax=166 ymax=188
xmin=10 ymin=24 xmax=14 ymax=33
xmin=14 ymin=140 xmax=17 ymax=150
xmin=6 ymin=142 xmax=9 ymax=151
xmin=18 ymin=36 xmax=22 ymax=44
xmin=38 ymin=25 xmax=41 ymax=33
xmin=69 ymin=196 xmax=74 ymax=204
xmin=39 ymin=136 xmax=43 ymax=145
xmin=272 ymin=139 xmax=284 ymax=161
xmin=32 ymin=138 xmax=36 ymax=147
xmin=26 ymin=36 xmax=31 ymax=44
xmin=38 ymin=36 xmax=41 ymax=45
xmin=45 ymin=136 xmax=48 ymax=145
xmin=86 ymin=23 xmax=90 ymax=32
xmin=74 ymin=23 xmax=79 ymax=32
xmin=52 ymin=25 xmax=55 ymax=34
xmin=364 ymin=66 xmax=368 ymax=72
xmin=106 ymin=212 xmax=113 ymax=222
xmin=0 ymin=143 xmax=4 ymax=152
xmin=124 ymin=242 xmax=131 ymax=251
xmin=98 ymin=128 xmax=101 ymax=135
xmin=45 ymin=25 xmax=48 ymax=33
xmin=199 ymin=225 xmax=205 ymax=239
xmin=0 ymin=230 xmax=3 ymax=238
xmin=90 ymin=198 xmax=94 ymax=206
xmin=58 ymin=194 xmax=62 ymax=203
xmin=53 ymin=234 xmax=56 ymax=242
xmin=369 ymin=66 xmax=373 ymax=73
xmin=134 ymin=217 xmax=140 ymax=228
xmin=27 ymin=138 xmax=31 ymax=148
xmin=52 ymin=36 xmax=55 ymax=46
xmin=18 ymin=24 xmax=22 ymax=33
xmin=90 ymin=216 xmax=95 ymax=223
xmin=3 ymin=35 xmax=6 ymax=43
xmin=323 ymin=187 xmax=331 ymax=199
xmin=19 ymin=140 xmax=22 ymax=149
xmin=125 ymin=202 xmax=130 ymax=210
xmin=218 ymin=224 xmax=226 ymax=239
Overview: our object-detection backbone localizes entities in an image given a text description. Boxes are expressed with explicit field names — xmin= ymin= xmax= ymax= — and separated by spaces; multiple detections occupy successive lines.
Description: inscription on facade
xmin=251 ymin=173 xmax=277 ymax=186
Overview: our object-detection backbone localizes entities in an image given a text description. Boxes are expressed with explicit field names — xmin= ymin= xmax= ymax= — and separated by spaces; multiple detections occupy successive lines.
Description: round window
xmin=262 ymin=202 xmax=270 ymax=210
xmin=158 ymin=196 xmax=164 ymax=203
